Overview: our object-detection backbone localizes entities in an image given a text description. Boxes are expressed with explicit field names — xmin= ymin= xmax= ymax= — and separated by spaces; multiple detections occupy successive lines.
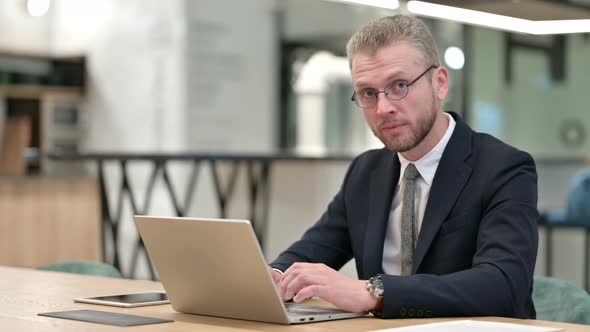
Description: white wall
xmin=51 ymin=0 xmax=112 ymax=54
xmin=184 ymin=0 xmax=278 ymax=153
xmin=0 ymin=0 xmax=52 ymax=53
xmin=56 ymin=0 xmax=187 ymax=152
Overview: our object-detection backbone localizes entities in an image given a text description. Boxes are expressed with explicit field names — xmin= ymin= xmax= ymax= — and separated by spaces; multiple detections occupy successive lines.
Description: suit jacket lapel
xmin=412 ymin=116 xmax=473 ymax=273
xmin=362 ymin=151 xmax=398 ymax=278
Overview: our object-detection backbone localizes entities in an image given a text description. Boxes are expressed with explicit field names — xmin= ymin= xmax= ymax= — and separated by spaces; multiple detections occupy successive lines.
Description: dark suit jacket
xmin=271 ymin=112 xmax=538 ymax=319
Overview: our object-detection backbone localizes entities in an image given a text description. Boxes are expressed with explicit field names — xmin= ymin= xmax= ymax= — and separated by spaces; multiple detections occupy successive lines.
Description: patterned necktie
xmin=401 ymin=163 xmax=419 ymax=276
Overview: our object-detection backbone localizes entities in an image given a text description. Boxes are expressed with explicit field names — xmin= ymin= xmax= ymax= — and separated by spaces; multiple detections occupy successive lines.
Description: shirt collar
xmin=397 ymin=113 xmax=456 ymax=185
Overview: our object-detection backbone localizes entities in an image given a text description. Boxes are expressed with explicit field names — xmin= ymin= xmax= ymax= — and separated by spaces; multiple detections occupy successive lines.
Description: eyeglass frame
xmin=350 ymin=65 xmax=438 ymax=109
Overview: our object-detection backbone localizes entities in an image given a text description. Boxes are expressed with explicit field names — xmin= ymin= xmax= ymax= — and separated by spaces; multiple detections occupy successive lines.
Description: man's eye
xmin=362 ymin=90 xmax=377 ymax=97
xmin=394 ymin=81 xmax=408 ymax=90
xmin=386 ymin=81 xmax=408 ymax=95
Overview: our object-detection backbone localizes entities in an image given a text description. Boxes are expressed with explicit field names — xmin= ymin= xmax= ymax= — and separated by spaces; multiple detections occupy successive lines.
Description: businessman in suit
xmin=270 ymin=15 xmax=538 ymax=319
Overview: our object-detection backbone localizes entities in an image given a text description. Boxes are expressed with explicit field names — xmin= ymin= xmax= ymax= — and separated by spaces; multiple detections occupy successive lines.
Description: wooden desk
xmin=0 ymin=266 xmax=586 ymax=331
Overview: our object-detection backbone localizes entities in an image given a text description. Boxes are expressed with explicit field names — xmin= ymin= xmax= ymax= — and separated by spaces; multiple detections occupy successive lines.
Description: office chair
xmin=542 ymin=168 xmax=590 ymax=226
xmin=37 ymin=261 xmax=122 ymax=278
xmin=566 ymin=169 xmax=590 ymax=225
xmin=533 ymin=276 xmax=590 ymax=324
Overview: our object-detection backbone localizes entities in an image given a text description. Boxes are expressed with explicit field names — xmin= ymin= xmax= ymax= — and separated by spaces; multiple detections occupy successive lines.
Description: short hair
xmin=346 ymin=15 xmax=440 ymax=69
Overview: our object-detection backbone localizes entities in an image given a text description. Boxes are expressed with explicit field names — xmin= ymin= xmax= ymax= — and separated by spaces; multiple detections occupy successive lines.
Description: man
xmin=270 ymin=15 xmax=538 ymax=319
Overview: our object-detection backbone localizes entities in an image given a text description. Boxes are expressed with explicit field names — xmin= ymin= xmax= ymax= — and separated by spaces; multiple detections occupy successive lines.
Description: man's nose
xmin=375 ymin=93 xmax=397 ymax=115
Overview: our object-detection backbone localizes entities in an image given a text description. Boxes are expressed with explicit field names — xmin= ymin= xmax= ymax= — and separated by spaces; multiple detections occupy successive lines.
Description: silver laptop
xmin=134 ymin=215 xmax=367 ymax=324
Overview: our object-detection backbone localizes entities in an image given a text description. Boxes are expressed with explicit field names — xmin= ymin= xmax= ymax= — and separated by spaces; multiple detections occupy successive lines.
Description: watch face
xmin=372 ymin=276 xmax=383 ymax=288
xmin=369 ymin=276 xmax=384 ymax=296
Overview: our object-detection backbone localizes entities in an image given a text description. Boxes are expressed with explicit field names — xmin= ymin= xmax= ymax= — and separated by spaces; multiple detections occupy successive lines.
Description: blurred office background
xmin=0 ymin=0 xmax=589 ymax=290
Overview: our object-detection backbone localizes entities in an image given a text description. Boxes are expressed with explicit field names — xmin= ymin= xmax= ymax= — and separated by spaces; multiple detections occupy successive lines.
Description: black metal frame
xmin=504 ymin=32 xmax=566 ymax=83
xmin=50 ymin=152 xmax=351 ymax=279
xmin=98 ymin=157 xmax=270 ymax=279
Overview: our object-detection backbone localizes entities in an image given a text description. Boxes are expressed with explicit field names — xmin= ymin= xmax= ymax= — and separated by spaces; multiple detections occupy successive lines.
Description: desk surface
xmin=1 ymin=266 xmax=586 ymax=331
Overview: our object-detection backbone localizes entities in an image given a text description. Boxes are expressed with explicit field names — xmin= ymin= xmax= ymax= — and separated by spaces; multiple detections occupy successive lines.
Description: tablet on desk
xmin=74 ymin=291 xmax=169 ymax=308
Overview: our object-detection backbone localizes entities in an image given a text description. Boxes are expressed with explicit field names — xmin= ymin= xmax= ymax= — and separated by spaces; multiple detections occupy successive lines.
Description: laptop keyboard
xmin=285 ymin=303 xmax=347 ymax=316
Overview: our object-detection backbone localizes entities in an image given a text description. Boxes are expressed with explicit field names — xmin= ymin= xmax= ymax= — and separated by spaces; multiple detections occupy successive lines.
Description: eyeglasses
xmin=351 ymin=65 xmax=438 ymax=109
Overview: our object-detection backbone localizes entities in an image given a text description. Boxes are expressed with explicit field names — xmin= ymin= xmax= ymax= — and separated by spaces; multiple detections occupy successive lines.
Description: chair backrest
xmin=533 ymin=276 xmax=590 ymax=324
xmin=37 ymin=261 xmax=122 ymax=278
xmin=567 ymin=169 xmax=590 ymax=223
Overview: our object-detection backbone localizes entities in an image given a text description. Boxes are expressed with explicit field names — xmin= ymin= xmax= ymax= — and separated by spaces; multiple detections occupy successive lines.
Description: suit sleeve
xmin=380 ymin=151 xmax=538 ymax=319
xmin=269 ymin=156 xmax=360 ymax=273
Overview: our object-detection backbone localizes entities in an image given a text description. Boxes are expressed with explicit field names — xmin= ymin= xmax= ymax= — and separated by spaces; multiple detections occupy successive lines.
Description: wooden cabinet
xmin=0 ymin=177 xmax=100 ymax=268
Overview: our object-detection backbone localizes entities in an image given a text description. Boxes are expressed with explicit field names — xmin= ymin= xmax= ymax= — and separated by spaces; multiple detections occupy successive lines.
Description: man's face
xmin=351 ymin=43 xmax=448 ymax=156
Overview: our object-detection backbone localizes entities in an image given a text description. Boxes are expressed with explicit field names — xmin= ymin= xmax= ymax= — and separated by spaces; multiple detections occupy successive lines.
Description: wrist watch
xmin=366 ymin=276 xmax=384 ymax=316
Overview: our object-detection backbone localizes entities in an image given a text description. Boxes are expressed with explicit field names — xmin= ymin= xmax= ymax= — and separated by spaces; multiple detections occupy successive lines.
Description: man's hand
xmin=278 ymin=262 xmax=377 ymax=313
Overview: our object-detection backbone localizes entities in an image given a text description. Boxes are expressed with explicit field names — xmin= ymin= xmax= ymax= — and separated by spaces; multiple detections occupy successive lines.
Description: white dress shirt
xmin=382 ymin=113 xmax=456 ymax=275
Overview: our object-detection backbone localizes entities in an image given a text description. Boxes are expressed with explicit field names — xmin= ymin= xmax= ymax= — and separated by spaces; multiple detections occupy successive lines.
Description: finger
xmin=294 ymin=284 xmax=349 ymax=311
xmin=278 ymin=263 xmax=296 ymax=287
xmin=278 ymin=270 xmax=297 ymax=296
xmin=281 ymin=265 xmax=329 ymax=299
xmin=267 ymin=266 xmax=281 ymax=284
xmin=279 ymin=263 xmax=329 ymax=299
xmin=271 ymin=270 xmax=282 ymax=285
xmin=293 ymin=284 xmax=323 ymax=303
xmin=281 ymin=262 xmax=300 ymax=278
xmin=283 ymin=273 xmax=317 ymax=301
xmin=279 ymin=263 xmax=309 ymax=294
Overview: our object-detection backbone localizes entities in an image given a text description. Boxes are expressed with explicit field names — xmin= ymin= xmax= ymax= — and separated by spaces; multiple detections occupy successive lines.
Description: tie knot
xmin=404 ymin=163 xmax=419 ymax=180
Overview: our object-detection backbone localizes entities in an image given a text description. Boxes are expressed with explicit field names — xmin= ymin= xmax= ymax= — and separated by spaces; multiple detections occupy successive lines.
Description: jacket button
xmin=399 ymin=307 xmax=407 ymax=316
xmin=425 ymin=310 xmax=433 ymax=317
xmin=408 ymin=308 xmax=416 ymax=317
xmin=417 ymin=309 xmax=424 ymax=317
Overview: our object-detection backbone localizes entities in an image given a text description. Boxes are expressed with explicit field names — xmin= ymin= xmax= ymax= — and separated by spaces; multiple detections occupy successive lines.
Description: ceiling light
xmin=532 ymin=20 xmax=590 ymax=35
xmin=27 ymin=0 xmax=51 ymax=17
xmin=406 ymin=1 xmax=590 ymax=35
xmin=444 ymin=47 xmax=465 ymax=70
xmin=407 ymin=1 xmax=532 ymax=33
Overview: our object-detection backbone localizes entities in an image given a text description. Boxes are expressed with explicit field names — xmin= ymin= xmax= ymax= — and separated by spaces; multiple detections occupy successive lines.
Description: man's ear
xmin=433 ymin=66 xmax=449 ymax=101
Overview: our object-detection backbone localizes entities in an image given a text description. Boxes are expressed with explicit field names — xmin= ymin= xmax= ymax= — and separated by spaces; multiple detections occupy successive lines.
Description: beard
xmin=373 ymin=98 xmax=438 ymax=153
